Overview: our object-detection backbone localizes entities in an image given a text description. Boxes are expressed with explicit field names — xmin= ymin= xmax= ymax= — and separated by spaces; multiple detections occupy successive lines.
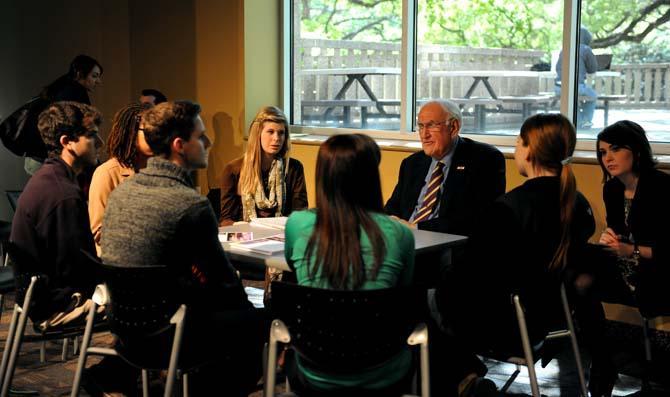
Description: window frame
xmin=283 ymin=0 xmax=670 ymax=155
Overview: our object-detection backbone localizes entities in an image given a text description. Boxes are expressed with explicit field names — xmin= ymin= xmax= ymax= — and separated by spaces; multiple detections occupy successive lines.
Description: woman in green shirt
xmin=284 ymin=133 xmax=415 ymax=395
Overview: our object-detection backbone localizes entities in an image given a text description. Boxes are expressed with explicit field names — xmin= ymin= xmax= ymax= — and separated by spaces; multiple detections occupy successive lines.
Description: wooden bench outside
xmin=578 ymin=94 xmax=628 ymax=126
xmin=499 ymin=94 xmax=557 ymax=118
xmin=301 ymin=99 xmax=376 ymax=128
xmin=450 ymin=97 xmax=503 ymax=132
xmin=597 ymin=95 xmax=627 ymax=126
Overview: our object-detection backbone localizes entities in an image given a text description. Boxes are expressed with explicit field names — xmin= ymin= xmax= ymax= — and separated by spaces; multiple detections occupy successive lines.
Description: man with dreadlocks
xmin=88 ymin=102 xmax=153 ymax=254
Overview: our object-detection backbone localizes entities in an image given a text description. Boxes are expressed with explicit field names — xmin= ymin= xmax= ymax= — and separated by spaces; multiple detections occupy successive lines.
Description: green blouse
xmin=284 ymin=209 xmax=415 ymax=390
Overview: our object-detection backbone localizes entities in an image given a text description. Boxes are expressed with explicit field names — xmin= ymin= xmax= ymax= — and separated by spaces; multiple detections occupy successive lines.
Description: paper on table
xmin=230 ymin=234 xmax=285 ymax=255
xmin=250 ymin=216 xmax=288 ymax=230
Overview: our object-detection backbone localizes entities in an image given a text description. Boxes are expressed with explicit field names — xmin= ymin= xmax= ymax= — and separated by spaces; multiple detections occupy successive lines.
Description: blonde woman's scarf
xmin=242 ymin=158 xmax=286 ymax=222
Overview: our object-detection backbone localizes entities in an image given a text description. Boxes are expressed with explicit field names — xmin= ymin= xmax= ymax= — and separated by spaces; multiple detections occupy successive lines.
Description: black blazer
xmin=384 ymin=137 xmax=506 ymax=236
xmin=603 ymin=169 xmax=670 ymax=315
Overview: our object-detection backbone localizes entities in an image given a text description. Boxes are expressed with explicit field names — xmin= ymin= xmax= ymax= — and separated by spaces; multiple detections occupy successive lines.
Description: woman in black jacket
xmin=438 ymin=113 xmax=595 ymax=396
xmin=597 ymin=120 xmax=670 ymax=316
xmin=25 ymin=55 xmax=104 ymax=175
xmin=42 ymin=54 xmax=103 ymax=105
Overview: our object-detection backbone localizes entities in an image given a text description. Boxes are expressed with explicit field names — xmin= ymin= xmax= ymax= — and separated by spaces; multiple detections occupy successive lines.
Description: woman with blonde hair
xmin=220 ymin=106 xmax=307 ymax=225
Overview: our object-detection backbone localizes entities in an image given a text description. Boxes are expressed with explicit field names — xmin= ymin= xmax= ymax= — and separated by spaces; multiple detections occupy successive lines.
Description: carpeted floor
xmin=1 ymin=289 xmax=668 ymax=396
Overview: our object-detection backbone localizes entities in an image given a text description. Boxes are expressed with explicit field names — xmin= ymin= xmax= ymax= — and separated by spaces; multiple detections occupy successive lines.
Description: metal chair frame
xmin=496 ymin=283 xmax=588 ymax=397
xmin=70 ymin=283 xmax=187 ymax=397
xmin=0 ymin=275 xmax=94 ymax=397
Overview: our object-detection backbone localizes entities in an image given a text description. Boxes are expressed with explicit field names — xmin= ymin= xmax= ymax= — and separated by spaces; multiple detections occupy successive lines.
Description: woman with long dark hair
xmin=284 ymin=133 xmax=415 ymax=393
xmin=596 ymin=120 xmax=670 ymax=316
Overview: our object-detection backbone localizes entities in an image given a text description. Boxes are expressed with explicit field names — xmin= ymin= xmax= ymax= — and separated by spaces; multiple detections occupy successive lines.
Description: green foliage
xmin=298 ymin=0 xmax=670 ymax=62
xmin=419 ymin=0 xmax=563 ymax=51
xmin=299 ymin=0 xmax=402 ymax=41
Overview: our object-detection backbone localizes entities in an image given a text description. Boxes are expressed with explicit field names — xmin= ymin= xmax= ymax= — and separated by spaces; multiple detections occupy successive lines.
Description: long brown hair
xmin=106 ymin=102 xmax=145 ymax=169
xmin=519 ymin=113 xmax=576 ymax=271
xmin=239 ymin=106 xmax=290 ymax=195
xmin=305 ymin=134 xmax=386 ymax=289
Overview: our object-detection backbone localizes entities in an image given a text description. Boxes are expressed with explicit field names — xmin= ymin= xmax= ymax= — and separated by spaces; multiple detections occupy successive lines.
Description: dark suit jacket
xmin=384 ymin=137 xmax=506 ymax=236
xmin=603 ymin=169 xmax=670 ymax=315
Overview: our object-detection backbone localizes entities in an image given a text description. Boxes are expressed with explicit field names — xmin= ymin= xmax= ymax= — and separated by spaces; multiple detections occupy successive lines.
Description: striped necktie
xmin=413 ymin=162 xmax=445 ymax=225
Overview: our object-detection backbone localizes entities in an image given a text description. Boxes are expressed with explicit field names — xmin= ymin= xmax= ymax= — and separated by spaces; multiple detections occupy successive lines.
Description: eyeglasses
xmin=417 ymin=120 xmax=450 ymax=133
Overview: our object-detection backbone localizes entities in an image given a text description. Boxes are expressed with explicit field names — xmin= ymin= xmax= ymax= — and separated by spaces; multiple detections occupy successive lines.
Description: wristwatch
xmin=632 ymin=244 xmax=641 ymax=261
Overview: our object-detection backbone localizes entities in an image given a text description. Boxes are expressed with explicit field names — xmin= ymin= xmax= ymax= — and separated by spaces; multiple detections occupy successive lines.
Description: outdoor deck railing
xmin=295 ymin=38 xmax=669 ymax=117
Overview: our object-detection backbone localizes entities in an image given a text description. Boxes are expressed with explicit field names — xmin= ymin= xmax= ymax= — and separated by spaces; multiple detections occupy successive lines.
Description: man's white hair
xmin=422 ymin=99 xmax=462 ymax=127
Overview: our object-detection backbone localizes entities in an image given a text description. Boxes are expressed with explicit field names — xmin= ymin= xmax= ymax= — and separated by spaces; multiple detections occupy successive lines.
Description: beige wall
xmin=244 ymin=0 xmax=282 ymax=128
xmin=290 ymin=142 xmax=608 ymax=240
xmin=0 ymin=0 xmax=248 ymax=214
xmin=0 ymin=0 xmax=131 ymax=221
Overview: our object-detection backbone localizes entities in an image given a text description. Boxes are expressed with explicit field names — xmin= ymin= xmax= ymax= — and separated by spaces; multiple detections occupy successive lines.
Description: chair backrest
xmin=5 ymin=191 xmax=21 ymax=213
xmin=96 ymin=263 xmax=183 ymax=370
xmin=270 ymin=281 xmax=423 ymax=373
xmin=99 ymin=263 xmax=180 ymax=340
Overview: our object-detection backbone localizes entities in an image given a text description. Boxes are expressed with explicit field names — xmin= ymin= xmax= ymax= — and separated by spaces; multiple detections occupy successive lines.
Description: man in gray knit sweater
xmin=97 ymin=101 xmax=265 ymax=396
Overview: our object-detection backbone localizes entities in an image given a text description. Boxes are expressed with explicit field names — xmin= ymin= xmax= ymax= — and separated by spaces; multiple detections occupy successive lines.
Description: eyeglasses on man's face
xmin=416 ymin=120 xmax=451 ymax=133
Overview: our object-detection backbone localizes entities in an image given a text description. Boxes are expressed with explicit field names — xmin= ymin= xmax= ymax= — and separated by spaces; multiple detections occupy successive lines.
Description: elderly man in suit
xmin=386 ymin=99 xmax=507 ymax=396
xmin=385 ymin=99 xmax=506 ymax=237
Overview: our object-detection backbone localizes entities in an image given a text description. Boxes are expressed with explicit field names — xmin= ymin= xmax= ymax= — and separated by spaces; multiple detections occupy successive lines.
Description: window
xmin=416 ymin=0 xmax=562 ymax=137
xmin=292 ymin=0 xmax=402 ymax=131
xmin=288 ymin=0 xmax=670 ymax=147
xmin=579 ymin=0 xmax=670 ymax=144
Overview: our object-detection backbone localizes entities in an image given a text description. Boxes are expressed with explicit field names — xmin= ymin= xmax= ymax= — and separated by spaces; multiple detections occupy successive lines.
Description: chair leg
xmin=182 ymin=372 xmax=189 ymax=397
xmin=62 ymin=338 xmax=69 ymax=361
xmin=40 ymin=341 xmax=46 ymax=363
xmin=73 ymin=336 xmax=79 ymax=356
xmin=561 ymin=284 xmax=588 ymax=397
xmin=1 ymin=277 xmax=38 ymax=397
xmin=500 ymin=365 xmax=521 ymax=393
xmin=0 ymin=293 xmax=4 ymax=327
xmin=0 ymin=305 xmax=20 ymax=387
xmin=141 ymin=369 xmax=149 ymax=397
xmin=1 ymin=306 xmax=31 ymax=397
xmin=641 ymin=318 xmax=653 ymax=390
xmin=70 ymin=301 xmax=99 ymax=397
xmin=513 ymin=295 xmax=541 ymax=397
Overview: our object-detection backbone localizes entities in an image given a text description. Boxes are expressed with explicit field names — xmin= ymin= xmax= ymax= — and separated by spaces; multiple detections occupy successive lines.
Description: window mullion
xmin=561 ymin=0 xmax=579 ymax=124
xmin=400 ymin=0 xmax=417 ymax=132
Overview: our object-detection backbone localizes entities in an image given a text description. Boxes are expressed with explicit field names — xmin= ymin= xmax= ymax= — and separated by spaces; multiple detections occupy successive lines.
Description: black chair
xmin=0 ymin=242 xmax=103 ymax=397
xmin=476 ymin=283 xmax=588 ymax=397
xmin=5 ymin=191 xmax=20 ymax=213
xmin=264 ymin=282 xmax=430 ymax=397
xmin=71 ymin=263 xmax=189 ymax=397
